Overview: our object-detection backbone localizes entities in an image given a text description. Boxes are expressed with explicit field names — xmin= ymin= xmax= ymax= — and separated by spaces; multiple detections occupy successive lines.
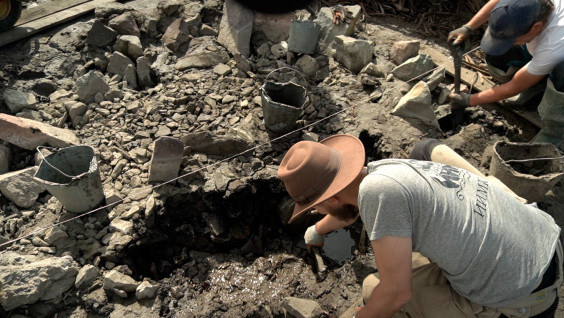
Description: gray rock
xmin=391 ymin=54 xmax=435 ymax=82
xmin=0 ymin=254 xmax=78 ymax=311
xmin=64 ymin=101 xmax=88 ymax=126
xmin=180 ymin=131 xmax=253 ymax=157
xmin=0 ymin=167 xmax=43 ymax=208
xmin=0 ymin=144 xmax=11 ymax=174
xmin=113 ymin=35 xmax=143 ymax=60
xmin=135 ymin=281 xmax=159 ymax=300
xmin=271 ymin=42 xmax=288 ymax=58
xmin=0 ymin=113 xmax=80 ymax=150
xmin=199 ymin=23 xmax=217 ymax=36
xmin=32 ymin=79 xmax=58 ymax=96
xmin=213 ymin=63 xmax=231 ymax=76
xmin=314 ymin=5 xmax=363 ymax=54
xmin=390 ymin=40 xmax=420 ymax=65
xmin=162 ymin=18 xmax=192 ymax=55
xmin=123 ymin=64 xmax=138 ymax=89
xmin=86 ymin=20 xmax=117 ymax=47
xmin=425 ymin=66 xmax=446 ymax=91
xmin=392 ymin=81 xmax=439 ymax=128
xmin=108 ymin=12 xmax=140 ymax=36
xmin=217 ymin=0 xmax=254 ymax=57
xmin=175 ymin=50 xmax=230 ymax=70
xmin=44 ymin=227 xmax=69 ymax=245
xmin=3 ymin=89 xmax=37 ymax=114
xmin=103 ymin=269 xmax=139 ymax=293
xmin=282 ymin=297 xmax=325 ymax=318
xmin=333 ymin=35 xmax=373 ymax=74
xmin=296 ymin=55 xmax=320 ymax=77
xmin=31 ymin=237 xmax=49 ymax=247
xmin=75 ymin=71 xmax=110 ymax=103
xmin=75 ymin=264 xmax=100 ymax=290
xmin=107 ymin=52 xmax=135 ymax=78
xmin=360 ymin=62 xmax=389 ymax=78
xmin=109 ymin=219 xmax=134 ymax=235
xmin=94 ymin=2 xmax=133 ymax=20
xmin=202 ymin=212 xmax=226 ymax=236
xmin=148 ymin=136 xmax=184 ymax=183
xmin=104 ymin=232 xmax=134 ymax=255
xmin=136 ymin=56 xmax=155 ymax=88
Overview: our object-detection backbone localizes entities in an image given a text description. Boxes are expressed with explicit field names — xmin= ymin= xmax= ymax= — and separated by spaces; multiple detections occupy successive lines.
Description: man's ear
xmin=531 ymin=21 xmax=544 ymax=33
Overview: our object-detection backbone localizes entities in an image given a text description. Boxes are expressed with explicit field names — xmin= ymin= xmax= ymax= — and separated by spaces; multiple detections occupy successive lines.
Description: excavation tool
xmin=449 ymin=43 xmax=466 ymax=128
xmin=311 ymin=246 xmax=327 ymax=281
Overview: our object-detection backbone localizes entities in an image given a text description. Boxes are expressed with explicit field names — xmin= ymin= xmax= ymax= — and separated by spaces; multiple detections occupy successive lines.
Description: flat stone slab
xmin=0 ymin=113 xmax=80 ymax=150
xmin=148 ymin=136 xmax=184 ymax=183
xmin=0 ymin=167 xmax=44 ymax=208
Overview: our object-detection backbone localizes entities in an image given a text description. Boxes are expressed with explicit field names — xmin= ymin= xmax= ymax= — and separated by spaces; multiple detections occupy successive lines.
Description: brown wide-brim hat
xmin=277 ymin=134 xmax=365 ymax=223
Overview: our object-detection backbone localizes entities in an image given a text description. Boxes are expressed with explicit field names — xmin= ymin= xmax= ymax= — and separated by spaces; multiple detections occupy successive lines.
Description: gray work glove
xmin=448 ymin=25 xmax=472 ymax=46
xmin=448 ymin=92 xmax=472 ymax=109
xmin=304 ymin=224 xmax=324 ymax=249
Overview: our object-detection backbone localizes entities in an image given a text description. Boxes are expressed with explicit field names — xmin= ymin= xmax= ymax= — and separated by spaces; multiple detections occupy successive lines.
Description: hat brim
xmin=481 ymin=26 xmax=517 ymax=56
xmin=288 ymin=134 xmax=365 ymax=223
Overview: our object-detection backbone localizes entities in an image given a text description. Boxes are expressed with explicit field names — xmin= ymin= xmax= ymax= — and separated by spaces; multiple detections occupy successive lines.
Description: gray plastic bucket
xmin=489 ymin=141 xmax=564 ymax=203
xmin=34 ymin=145 xmax=105 ymax=213
xmin=261 ymin=68 xmax=308 ymax=134
xmin=288 ymin=20 xmax=321 ymax=54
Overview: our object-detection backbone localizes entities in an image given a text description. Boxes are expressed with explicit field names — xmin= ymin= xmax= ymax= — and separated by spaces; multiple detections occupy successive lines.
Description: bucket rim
xmin=492 ymin=140 xmax=564 ymax=180
xmin=264 ymin=67 xmax=307 ymax=87
xmin=35 ymin=145 xmax=97 ymax=181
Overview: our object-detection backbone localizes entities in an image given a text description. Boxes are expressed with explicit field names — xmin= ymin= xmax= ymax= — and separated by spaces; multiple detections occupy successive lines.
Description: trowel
xmin=311 ymin=246 xmax=328 ymax=281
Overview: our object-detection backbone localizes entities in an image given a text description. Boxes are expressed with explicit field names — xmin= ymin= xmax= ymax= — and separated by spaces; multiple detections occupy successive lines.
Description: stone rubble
xmin=0 ymin=0 xmax=556 ymax=317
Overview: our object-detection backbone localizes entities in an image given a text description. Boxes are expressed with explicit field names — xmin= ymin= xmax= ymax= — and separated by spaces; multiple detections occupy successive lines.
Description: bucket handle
xmin=264 ymin=67 xmax=307 ymax=87
xmin=36 ymin=146 xmax=80 ymax=179
xmin=503 ymin=155 xmax=564 ymax=164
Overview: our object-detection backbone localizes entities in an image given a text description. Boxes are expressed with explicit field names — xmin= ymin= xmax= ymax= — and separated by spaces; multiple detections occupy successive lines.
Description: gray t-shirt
xmin=359 ymin=159 xmax=560 ymax=308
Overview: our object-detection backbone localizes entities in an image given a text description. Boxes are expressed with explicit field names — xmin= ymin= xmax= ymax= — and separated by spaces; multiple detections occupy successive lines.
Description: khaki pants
xmin=362 ymin=242 xmax=563 ymax=318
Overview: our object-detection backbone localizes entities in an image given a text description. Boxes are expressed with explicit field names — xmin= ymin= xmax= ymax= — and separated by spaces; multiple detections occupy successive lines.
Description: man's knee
xmin=409 ymin=139 xmax=444 ymax=161
xmin=551 ymin=60 xmax=564 ymax=92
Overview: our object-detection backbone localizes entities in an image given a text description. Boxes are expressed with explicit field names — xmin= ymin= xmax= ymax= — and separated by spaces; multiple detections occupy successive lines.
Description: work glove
xmin=304 ymin=224 xmax=324 ymax=250
xmin=448 ymin=25 xmax=471 ymax=46
xmin=448 ymin=92 xmax=472 ymax=109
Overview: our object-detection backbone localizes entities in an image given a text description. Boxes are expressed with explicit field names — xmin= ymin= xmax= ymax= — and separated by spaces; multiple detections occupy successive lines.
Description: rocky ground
xmin=0 ymin=0 xmax=563 ymax=317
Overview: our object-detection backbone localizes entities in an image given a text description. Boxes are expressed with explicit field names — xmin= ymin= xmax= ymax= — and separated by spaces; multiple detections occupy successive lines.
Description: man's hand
xmin=447 ymin=25 xmax=471 ymax=46
xmin=304 ymin=224 xmax=324 ymax=251
xmin=448 ymin=92 xmax=471 ymax=109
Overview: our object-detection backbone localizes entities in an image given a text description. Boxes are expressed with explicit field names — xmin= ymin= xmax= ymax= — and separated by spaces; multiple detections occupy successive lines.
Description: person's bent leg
xmin=485 ymin=45 xmax=529 ymax=83
xmin=408 ymin=138 xmax=443 ymax=161
xmin=550 ymin=60 xmax=564 ymax=92
xmin=410 ymin=139 xmax=526 ymax=202
xmin=362 ymin=263 xmax=487 ymax=318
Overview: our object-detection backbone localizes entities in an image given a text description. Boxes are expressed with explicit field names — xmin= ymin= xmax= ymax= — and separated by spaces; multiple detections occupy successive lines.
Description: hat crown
xmin=489 ymin=0 xmax=541 ymax=38
xmin=278 ymin=141 xmax=341 ymax=206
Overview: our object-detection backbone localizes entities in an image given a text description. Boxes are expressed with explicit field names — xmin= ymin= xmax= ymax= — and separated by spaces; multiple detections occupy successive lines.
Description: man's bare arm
xmin=466 ymin=0 xmax=500 ymax=29
xmin=356 ymin=236 xmax=413 ymax=318
xmin=471 ymin=67 xmax=547 ymax=105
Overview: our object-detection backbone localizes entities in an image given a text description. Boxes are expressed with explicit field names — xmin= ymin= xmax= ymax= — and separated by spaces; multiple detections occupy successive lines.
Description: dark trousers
xmin=485 ymin=45 xmax=564 ymax=92
xmin=410 ymin=139 xmax=563 ymax=317
xmin=500 ymin=240 xmax=561 ymax=318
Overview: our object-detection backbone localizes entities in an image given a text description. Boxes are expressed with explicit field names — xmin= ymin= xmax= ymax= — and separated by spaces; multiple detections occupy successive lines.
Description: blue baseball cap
xmin=481 ymin=0 xmax=541 ymax=55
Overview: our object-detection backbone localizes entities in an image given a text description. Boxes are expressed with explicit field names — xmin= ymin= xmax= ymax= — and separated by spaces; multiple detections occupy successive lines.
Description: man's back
xmin=359 ymin=159 xmax=560 ymax=307
xmin=527 ymin=0 xmax=564 ymax=75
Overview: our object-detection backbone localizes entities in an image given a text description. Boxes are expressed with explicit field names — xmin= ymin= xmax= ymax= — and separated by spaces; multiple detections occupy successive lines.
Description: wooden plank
xmin=0 ymin=0 xmax=117 ymax=48
xmin=422 ymin=45 xmax=542 ymax=128
xmin=16 ymin=0 xmax=92 ymax=26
